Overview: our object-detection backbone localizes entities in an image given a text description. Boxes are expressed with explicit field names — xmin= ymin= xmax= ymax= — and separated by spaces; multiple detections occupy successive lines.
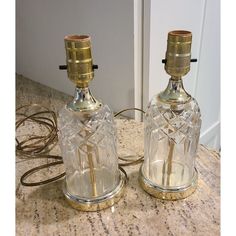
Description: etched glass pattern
xmin=58 ymin=104 xmax=119 ymax=198
xmin=144 ymin=96 xmax=201 ymax=189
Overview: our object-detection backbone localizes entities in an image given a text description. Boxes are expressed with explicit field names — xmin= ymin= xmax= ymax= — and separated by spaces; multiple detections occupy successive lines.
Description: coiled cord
xmin=16 ymin=104 xmax=145 ymax=187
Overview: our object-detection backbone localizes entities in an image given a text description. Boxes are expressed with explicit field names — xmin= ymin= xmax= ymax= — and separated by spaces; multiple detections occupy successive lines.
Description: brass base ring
xmin=63 ymin=169 xmax=126 ymax=211
xmin=139 ymin=164 xmax=198 ymax=200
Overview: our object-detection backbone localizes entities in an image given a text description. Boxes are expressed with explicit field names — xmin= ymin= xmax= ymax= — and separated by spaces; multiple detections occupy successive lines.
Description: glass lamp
xmin=58 ymin=35 xmax=126 ymax=211
xmin=139 ymin=30 xmax=201 ymax=200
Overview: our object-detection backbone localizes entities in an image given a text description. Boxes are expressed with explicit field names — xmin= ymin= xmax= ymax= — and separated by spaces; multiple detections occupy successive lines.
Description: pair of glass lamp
xmin=58 ymin=31 xmax=201 ymax=211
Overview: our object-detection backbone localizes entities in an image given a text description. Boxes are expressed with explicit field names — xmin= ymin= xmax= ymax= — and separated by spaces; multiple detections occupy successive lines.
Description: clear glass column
xmin=58 ymin=35 xmax=125 ymax=211
xmin=139 ymin=30 xmax=201 ymax=200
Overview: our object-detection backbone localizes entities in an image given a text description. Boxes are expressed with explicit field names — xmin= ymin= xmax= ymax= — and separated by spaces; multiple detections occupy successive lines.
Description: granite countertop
xmin=16 ymin=75 xmax=220 ymax=236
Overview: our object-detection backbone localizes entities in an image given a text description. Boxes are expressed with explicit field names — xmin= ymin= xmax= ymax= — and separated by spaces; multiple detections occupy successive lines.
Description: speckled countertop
xmin=16 ymin=75 xmax=220 ymax=236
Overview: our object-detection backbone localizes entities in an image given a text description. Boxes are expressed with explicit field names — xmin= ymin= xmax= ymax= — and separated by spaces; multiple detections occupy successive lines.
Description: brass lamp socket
xmin=165 ymin=30 xmax=192 ymax=78
xmin=64 ymin=35 xmax=94 ymax=88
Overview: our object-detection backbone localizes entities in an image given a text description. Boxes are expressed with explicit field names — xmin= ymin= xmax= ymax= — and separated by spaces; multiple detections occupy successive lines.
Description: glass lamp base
xmin=62 ymin=170 xmax=126 ymax=211
xmin=139 ymin=164 xmax=198 ymax=200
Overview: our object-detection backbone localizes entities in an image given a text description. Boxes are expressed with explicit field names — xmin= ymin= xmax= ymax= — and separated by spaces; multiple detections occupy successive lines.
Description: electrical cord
xmin=16 ymin=104 xmax=145 ymax=187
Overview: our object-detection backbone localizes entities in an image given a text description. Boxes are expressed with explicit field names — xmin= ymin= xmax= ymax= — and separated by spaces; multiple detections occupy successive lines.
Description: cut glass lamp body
xmin=139 ymin=30 xmax=202 ymax=200
xmin=140 ymin=90 xmax=201 ymax=200
xmin=58 ymin=100 xmax=125 ymax=211
xmin=58 ymin=35 xmax=125 ymax=211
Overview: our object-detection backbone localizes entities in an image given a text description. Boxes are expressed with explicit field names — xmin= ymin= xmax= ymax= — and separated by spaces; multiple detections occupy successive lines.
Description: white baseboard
xmin=200 ymin=121 xmax=220 ymax=150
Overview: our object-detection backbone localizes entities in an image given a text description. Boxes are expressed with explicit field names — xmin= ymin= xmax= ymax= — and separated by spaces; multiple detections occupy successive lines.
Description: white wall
xmin=195 ymin=0 xmax=220 ymax=149
xmin=143 ymin=0 xmax=220 ymax=149
xmin=16 ymin=0 xmax=220 ymax=149
xmin=16 ymin=0 xmax=135 ymax=114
